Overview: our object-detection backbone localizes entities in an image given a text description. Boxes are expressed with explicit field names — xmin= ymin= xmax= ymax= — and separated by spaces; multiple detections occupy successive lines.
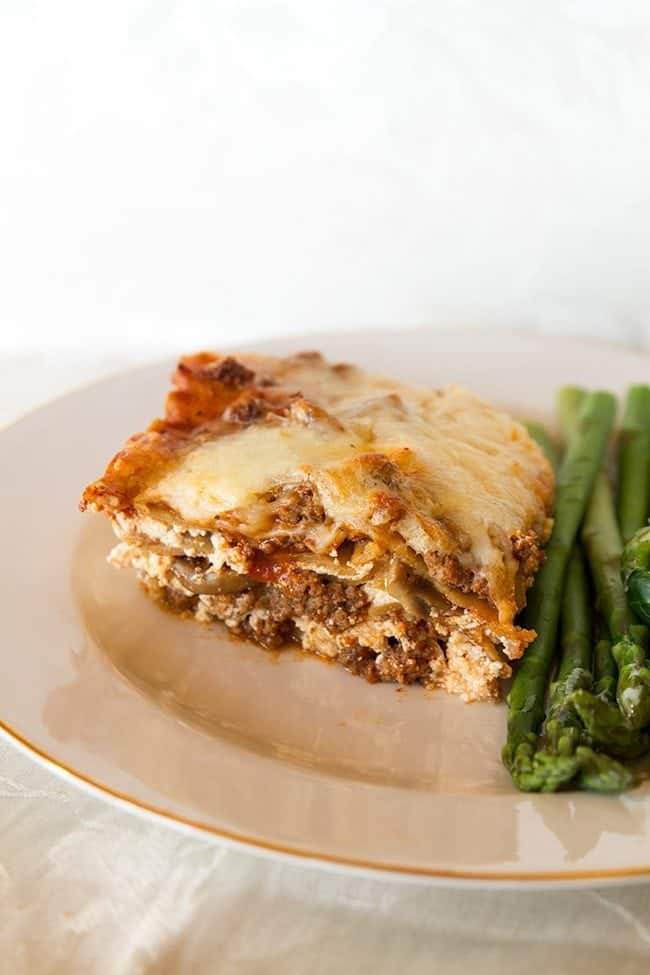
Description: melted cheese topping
xmin=151 ymin=422 xmax=367 ymax=515
xmin=143 ymin=377 xmax=552 ymax=616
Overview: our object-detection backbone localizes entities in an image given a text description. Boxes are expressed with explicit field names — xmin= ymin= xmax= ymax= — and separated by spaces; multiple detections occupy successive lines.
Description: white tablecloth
xmin=1 ymin=350 xmax=650 ymax=975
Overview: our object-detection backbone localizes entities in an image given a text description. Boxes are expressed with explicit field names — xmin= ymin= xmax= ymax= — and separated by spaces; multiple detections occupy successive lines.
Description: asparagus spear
xmin=506 ymin=400 xmax=632 ymax=791
xmin=572 ymin=689 xmax=650 ymax=759
xmin=514 ymin=420 xmax=586 ymax=787
xmin=575 ymin=746 xmax=635 ymax=791
xmin=542 ymin=545 xmax=633 ymax=790
xmin=582 ymin=474 xmax=634 ymax=643
xmin=544 ymin=545 xmax=593 ymax=754
xmin=509 ymin=739 xmax=582 ymax=792
xmin=503 ymin=391 xmax=616 ymax=773
xmin=548 ymin=385 xmax=644 ymax=779
xmin=582 ymin=466 xmax=650 ymax=729
xmin=557 ymin=389 xmax=650 ymax=757
xmin=562 ymin=385 xmax=650 ymax=730
xmin=619 ymin=386 xmax=650 ymax=625
xmin=577 ymin=634 xmax=650 ymax=757
xmin=618 ymin=385 xmax=650 ymax=544
xmin=611 ymin=636 xmax=650 ymax=729
xmin=572 ymin=628 xmax=650 ymax=762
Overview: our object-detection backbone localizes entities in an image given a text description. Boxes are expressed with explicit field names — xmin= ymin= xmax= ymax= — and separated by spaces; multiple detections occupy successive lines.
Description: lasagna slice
xmin=81 ymin=351 xmax=554 ymax=702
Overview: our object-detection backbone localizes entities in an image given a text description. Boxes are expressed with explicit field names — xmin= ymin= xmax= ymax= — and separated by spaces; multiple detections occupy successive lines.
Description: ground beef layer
xmin=113 ymin=545 xmax=512 ymax=701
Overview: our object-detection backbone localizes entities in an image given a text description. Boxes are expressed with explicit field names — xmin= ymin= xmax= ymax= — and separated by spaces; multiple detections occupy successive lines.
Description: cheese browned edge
xmin=81 ymin=351 xmax=554 ymax=702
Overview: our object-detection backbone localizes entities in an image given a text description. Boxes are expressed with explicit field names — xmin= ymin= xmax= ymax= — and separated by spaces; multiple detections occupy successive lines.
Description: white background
xmin=3 ymin=2 xmax=650 ymax=357
xmin=3 ymin=4 xmax=650 ymax=972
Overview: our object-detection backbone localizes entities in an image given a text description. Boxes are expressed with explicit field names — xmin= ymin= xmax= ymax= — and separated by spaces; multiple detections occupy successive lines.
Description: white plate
xmin=2 ymin=328 xmax=650 ymax=887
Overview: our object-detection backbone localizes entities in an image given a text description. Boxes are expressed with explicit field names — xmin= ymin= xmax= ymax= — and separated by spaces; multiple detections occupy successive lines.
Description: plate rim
xmin=4 ymin=326 xmax=650 ymax=887
xmin=3 ymin=716 xmax=650 ymax=888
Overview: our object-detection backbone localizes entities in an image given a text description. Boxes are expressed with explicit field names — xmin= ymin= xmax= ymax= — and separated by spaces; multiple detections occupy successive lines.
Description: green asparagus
xmin=618 ymin=385 xmax=650 ymax=544
xmin=578 ymin=462 xmax=650 ymax=727
xmin=579 ymin=467 xmax=650 ymax=729
xmin=510 ymin=739 xmax=582 ymax=793
xmin=575 ymin=636 xmax=650 ymax=758
xmin=582 ymin=474 xmax=634 ymax=643
xmin=575 ymin=746 xmax=635 ymax=792
xmin=543 ymin=563 xmax=631 ymax=788
xmin=611 ymin=636 xmax=650 ymax=729
xmin=554 ymin=395 xmax=640 ymax=785
xmin=571 ymin=689 xmax=650 ymax=759
xmin=503 ymin=391 xmax=616 ymax=773
xmin=540 ymin=544 xmax=633 ymax=790
xmin=508 ymin=420 xmax=586 ymax=789
xmin=619 ymin=386 xmax=650 ymax=626
xmin=544 ymin=545 xmax=593 ymax=754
